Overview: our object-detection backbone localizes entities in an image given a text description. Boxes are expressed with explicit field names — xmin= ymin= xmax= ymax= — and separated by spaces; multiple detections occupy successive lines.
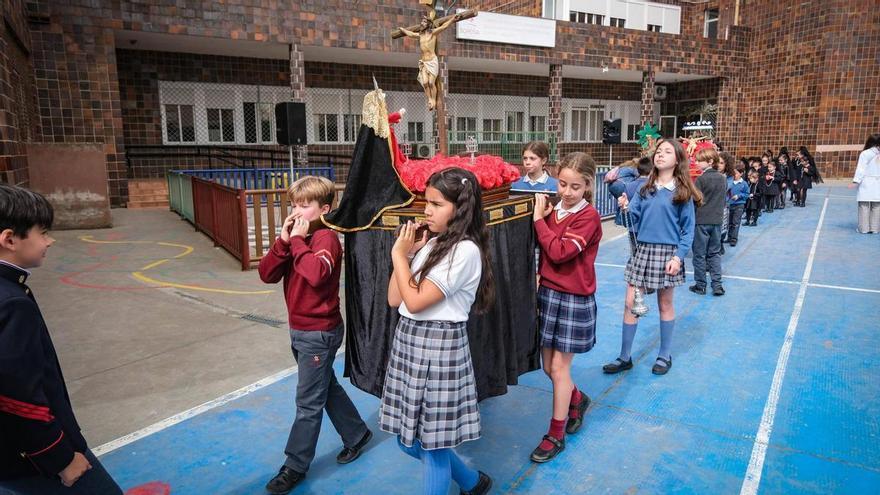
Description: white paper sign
xmin=456 ymin=11 xmax=556 ymax=48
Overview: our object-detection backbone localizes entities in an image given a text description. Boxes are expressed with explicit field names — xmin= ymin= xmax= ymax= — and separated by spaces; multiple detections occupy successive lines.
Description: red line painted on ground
xmin=124 ymin=481 xmax=171 ymax=495
xmin=59 ymin=259 xmax=156 ymax=291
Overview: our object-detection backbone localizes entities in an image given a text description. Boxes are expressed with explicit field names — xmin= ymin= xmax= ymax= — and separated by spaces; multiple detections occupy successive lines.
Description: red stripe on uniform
xmin=0 ymin=395 xmax=54 ymax=422
xmin=27 ymin=431 xmax=64 ymax=457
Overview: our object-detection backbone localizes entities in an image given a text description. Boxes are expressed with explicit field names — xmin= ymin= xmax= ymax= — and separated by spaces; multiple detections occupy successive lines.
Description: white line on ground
xmin=595 ymin=262 xmax=801 ymax=286
xmin=92 ymin=364 xmax=298 ymax=456
xmin=808 ymin=283 xmax=880 ymax=294
xmin=740 ymin=197 xmax=829 ymax=495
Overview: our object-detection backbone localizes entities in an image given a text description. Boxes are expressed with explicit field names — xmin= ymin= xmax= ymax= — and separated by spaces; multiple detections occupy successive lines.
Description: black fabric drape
xmin=342 ymin=214 xmax=540 ymax=401
xmin=322 ymin=125 xmax=413 ymax=231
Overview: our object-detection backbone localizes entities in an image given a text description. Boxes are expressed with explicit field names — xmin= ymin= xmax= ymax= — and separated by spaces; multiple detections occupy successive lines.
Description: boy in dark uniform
xmin=0 ymin=185 xmax=122 ymax=494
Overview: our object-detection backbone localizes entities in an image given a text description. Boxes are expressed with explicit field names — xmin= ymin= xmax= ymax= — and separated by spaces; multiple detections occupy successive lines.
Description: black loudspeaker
xmin=275 ymin=102 xmax=307 ymax=145
xmin=602 ymin=118 xmax=621 ymax=145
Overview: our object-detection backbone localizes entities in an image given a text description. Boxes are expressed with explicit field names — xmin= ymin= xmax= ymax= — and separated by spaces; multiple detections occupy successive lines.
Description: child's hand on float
xmin=533 ymin=194 xmax=553 ymax=221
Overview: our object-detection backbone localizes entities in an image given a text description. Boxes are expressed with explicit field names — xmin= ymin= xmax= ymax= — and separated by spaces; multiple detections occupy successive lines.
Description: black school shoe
xmin=530 ymin=435 xmax=565 ymax=463
xmin=566 ymin=394 xmax=592 ymax=434
xmin=602 ymin=357 xmax=633 ymax=374
xmin=713 ymin=286 xmax=726 ymax=296
xmin=689 ymin=284 xmax=706 ymax=295
xmin=265 ymin=466 xmax=306 ymax=495
xmin=336 ymin=429 xmax=373 ymax=464
xmin=460 ymin=471 xmax=493 ymax=495
xmin=652 ymin=356 xmax=672 ymax=376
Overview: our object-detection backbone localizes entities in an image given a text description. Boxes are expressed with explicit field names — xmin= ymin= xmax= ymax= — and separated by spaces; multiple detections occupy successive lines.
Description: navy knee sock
xmin=422 ymin=447 xmax=451 ymax=495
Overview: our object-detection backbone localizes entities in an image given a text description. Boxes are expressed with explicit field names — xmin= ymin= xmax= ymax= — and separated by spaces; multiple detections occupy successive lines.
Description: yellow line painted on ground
xmin=132 ymin=271 xmax=274 ymax=295
xmin=79 ymin=236 xmax=273 ymax=295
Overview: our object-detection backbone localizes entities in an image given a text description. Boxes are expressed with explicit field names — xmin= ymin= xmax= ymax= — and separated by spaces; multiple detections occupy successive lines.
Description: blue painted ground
xmin=100 ymin=183 xmax=880 ymax=494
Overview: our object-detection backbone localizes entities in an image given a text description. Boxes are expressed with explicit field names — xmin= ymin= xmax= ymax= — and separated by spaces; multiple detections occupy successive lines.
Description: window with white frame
xmin=206 ymin=108 xmax=235 ymax=143
xmin=343 ymin=114 xmax=361 ymax=142
xmin=570 ymin=105 xmax=604 ymax=142
xmin=164 ymin=104 xmax=195 ymax=143
xmin=455 ymin=117 xmax=477 ymax=142
xmin=407 ymin=121 xmax=425 ymax=143
xmin=589 ymin=105 xmax=604 ymax=141
xmin=610 ymin=17 xmax=625 ymax=28
xmin=159 ymin=81 xmax=288 ymax=145
xmin=483 ymin=119 xmax=502 ymax=142
xmin=506 ymin=111 xmax=524 ymax=142
xmin=243 ymin=102 xmax=274 ymax=144
xmin=530 ymin=115 xmax=546 ymax=136
xmin=704 ymin=9 xmax=719 ymax=38
xmin=627 ymin=124 xmax=639 ymax=142
xmin=647 ymin=24 xmax=662 ymax=32
xmin=314 ymin=114 xmax=338 ymax=142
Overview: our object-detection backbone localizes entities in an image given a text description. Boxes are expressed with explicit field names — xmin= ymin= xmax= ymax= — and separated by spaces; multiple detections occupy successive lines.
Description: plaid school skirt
xmin=624 ymin=242 xmax=686 ymax=289
xmin=537 ymin=286 xmax=597 ymax=354
xmin=379 ymin=317 xmax=480 ymax=450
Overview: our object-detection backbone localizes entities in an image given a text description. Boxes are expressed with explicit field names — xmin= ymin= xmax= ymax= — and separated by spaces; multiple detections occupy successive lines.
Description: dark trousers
xmin=0 ymin=450 xmax=122 ymax=495
xmin=763 ymin=195 xmax=776 ymax=212
xmin=692 ymin=224 xmax=723 ymax=289
xmin=746 ymin=208 xmax=760 ymax=225
xmin=778 ymin=189 xmax=786 ymax=208
xmin=798 ymin=188 xmax=808 ymax=205
xmin=284 ymin=324 xmax=368 ymax=473
xmin=727 ymin=204 xmax=745 ymax=242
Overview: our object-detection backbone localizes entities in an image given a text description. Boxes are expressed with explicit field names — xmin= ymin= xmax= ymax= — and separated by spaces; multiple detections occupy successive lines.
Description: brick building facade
xmin=1 ymin=0 xmax=877 ymax=206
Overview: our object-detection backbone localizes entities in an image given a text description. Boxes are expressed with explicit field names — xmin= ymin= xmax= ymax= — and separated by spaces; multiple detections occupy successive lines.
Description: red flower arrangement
xmin=397 ymin=154 xmax=521 ymax=193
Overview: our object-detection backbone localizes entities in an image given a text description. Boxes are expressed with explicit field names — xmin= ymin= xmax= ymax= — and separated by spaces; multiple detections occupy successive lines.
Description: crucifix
xmin=393 ymin=1 xmax=476 ymax=156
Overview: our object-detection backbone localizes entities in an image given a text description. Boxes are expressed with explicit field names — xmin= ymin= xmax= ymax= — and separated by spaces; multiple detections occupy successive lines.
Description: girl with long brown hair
xmin=381 ymin=167 xmax=494 ymax=495
xmin=602 ymin=139 xmax=701 ymax=377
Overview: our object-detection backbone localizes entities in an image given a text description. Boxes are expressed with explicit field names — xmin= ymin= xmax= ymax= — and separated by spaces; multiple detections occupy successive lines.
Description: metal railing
xmin=192 ymin=178 xmax=249 ymax=270
xmin=445 ymin=131 xmax=558 ymax=163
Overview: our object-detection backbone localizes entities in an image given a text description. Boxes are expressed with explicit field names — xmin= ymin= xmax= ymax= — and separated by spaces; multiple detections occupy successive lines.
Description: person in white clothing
xmin=850 ymin=134 xmax=880 ymax=234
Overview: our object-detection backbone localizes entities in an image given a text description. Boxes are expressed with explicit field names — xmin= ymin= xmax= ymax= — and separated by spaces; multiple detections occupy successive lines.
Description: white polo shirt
xmin=399 ymin=238 xmax=482 ymax=322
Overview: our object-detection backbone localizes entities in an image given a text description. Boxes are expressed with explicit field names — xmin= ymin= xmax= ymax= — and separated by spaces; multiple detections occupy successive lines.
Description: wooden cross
xmin=393 ymin=2 xmax=477 ymax=156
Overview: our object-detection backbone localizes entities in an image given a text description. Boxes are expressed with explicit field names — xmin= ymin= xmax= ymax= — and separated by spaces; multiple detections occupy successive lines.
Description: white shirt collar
xmin=554 ymin=198 xmax=588 ymax=219
xmin=732 ymin=178 xmax=744 ymax=183
xmin=525 ymin=171 xmax=550 ymax=186
xmin=655 ymin=179 xmax=677 ymax=191
xmin=0 ymin=259 xmax=31 ymax=275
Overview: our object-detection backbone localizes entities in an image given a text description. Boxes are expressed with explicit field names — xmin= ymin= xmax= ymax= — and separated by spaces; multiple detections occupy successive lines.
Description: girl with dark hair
xmin=603 ymin=139 xmax=701 ymax=377
xmin=528 ymin=152 xmax=602 ymax=463
xmin=850 ymin=134 xmax=880 ymax=233
xmin=381 ymin=167 xmax=494 ymax=495
xmin=793 ymin=147 xmax=819 ymax=207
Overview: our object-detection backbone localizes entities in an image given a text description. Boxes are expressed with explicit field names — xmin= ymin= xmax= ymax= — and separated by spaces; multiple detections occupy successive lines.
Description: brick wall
xmin=28 ymin=0 xmax=128 ymax=205
xmin=725 ymin=0 xmax=879 ymax=176
xmin=0 ymin=0 xmax=37 ymax=186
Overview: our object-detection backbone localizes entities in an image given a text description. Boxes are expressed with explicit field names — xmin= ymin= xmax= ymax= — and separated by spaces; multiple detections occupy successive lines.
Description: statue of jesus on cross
xmin=397 ymin=13 xmax=463 ymax=111
xmin=392 ymin=2 xmax=476 ymax=155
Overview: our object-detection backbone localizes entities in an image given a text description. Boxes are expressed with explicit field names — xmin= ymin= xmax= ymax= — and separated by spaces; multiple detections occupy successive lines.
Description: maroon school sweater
xmin=534 ymin=205 xmax=602 ymax=296
xmin=257 ymin=230 xmax=343 ymax=331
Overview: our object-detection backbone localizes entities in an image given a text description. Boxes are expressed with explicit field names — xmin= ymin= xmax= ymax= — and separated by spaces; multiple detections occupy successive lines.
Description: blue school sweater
xmin=510 ymin=172 xmax=558 ymax=193
xmin=629 ymin=182 xmax=696 ymax=260
xmin=727 ymin=177 xmax=749 ymax=206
